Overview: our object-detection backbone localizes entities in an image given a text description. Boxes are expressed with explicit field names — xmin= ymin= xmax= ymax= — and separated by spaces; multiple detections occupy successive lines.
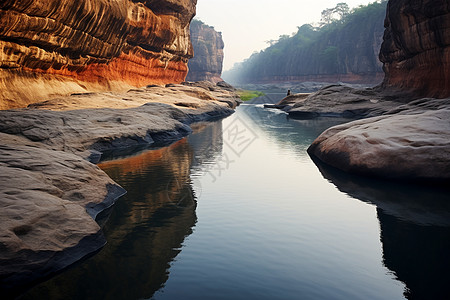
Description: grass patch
xmin=237 ymin=90 xmax=266 ymax=101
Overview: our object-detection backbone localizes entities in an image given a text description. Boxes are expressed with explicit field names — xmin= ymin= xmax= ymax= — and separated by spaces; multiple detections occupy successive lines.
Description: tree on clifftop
xmin=321 ymin=2 xmax=350 ymax=25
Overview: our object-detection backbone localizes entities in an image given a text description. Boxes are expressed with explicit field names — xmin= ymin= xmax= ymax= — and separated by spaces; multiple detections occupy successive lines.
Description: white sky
xmin=195 ymin=0 xmax=377 ymax=70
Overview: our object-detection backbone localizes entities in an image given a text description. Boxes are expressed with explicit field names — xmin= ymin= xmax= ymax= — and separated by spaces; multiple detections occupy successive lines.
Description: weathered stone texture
xmin=186 ymin=20 xmax=224 ymax=83
xmin=380 ymin=0 xmax=450 ymax=98
xmin=0 ymin=0 xmax=197 ymax=109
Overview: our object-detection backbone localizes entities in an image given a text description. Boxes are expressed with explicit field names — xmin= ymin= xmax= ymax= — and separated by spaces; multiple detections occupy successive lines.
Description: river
xmin=22 ymin=104 xmax=450 ymax=300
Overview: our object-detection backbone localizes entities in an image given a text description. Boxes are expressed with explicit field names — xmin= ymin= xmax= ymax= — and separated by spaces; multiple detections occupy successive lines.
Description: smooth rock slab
xmin=0 ymin=133 xmax=126 ymax=292
xmin=308 ymin=99 xmax=450 ymax=182
xmin=280 ymin=84 xmax=410 ymax=119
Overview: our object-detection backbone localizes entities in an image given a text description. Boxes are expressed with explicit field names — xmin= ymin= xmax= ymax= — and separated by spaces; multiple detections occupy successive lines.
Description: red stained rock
xmin=0 ymin=0 xmax=196 ymax=109
xmin=380 ymin=0 xmax=450 ymax=98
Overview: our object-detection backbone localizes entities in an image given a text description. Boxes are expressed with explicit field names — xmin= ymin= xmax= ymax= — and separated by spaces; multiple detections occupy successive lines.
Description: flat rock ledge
xmin=0 ymin=82 xmax=239 ymax=295
xmin=307 ymin=98 xmax=450 ymax=183
xmin=279 ymin=84 xmax=414 ymax=119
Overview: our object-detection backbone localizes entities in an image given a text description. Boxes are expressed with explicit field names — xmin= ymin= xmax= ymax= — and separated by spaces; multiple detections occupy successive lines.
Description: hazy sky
xmin=195 ymin=0 xmax=377 ymax=70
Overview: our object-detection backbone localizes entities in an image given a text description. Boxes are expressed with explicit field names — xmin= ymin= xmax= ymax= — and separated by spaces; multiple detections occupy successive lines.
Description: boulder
xmin=308 ymin=98 xmax=450 ymax=182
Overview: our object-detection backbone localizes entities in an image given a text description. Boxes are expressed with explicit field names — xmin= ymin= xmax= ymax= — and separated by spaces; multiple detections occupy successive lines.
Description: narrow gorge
xmin=1 ymin=0 xmax=449 ymax=298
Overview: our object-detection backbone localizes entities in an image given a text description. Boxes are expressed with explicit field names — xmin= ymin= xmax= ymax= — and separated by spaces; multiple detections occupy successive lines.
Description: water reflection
xmin=21 ymin=122 xmax=224 ymax=299
xmin=312 ymin=159 xmax=450 ymax=299
xmin=242 ymin=104 xmax=450 ymax=299
xmin=239 ymin=104 xmax=348 ymax=154
xmin=18 ymin=104 xmax=450 ymax=300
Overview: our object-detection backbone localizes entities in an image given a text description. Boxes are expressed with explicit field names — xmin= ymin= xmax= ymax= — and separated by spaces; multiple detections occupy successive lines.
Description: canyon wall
xmin=380 ymin=0 xmax=450 ymax=98
xmin=0 ymin=0 xmax=197 ymax=109
xmin=186 ymin=19 xmax=224 ymax=83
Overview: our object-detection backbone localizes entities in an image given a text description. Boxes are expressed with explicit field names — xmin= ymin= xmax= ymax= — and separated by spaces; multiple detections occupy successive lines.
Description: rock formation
xmin=0 ymin=0 xmax=197 ymax=109
xmin=186 ymin=19 xmax=224 ymax=83
xmin=269 ymin=0 xmax=450 ymax=182
xmin=308 ymin=98 xmax=450 ymax=182
xmin=0 ymin=83 xmax=239 ymax=295
xmin=379 ymin=0 xmax=450 ymax=98
xmin=281 ymin=85 xmax=402 ymax=119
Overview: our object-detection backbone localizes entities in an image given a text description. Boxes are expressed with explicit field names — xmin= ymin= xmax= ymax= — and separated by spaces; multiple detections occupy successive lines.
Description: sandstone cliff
xmin=380 ymin=0 xmax=450 ymax=98
xmin=186 ymin=19 xmax=224 ymax=83
xmin=0 ymin=0 xmax=197 ymax=109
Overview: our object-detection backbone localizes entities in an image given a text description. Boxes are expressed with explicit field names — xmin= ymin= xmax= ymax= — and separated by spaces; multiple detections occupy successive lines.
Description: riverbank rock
xmin=0 ymin=133 xmax=126 ymax=293
xmin=0 ymin=0 xmax=197 ymax=109
xmin=308 ymin=98 xmax=450 ymax=182
xmin=280 ymin=84 xmax=408 ymax=118
xmin=0 ymin=83 xmax=238 ymax=294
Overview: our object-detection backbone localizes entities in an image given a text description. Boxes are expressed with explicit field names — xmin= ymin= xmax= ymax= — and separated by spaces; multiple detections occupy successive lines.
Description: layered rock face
xmin=186 ymin=19 xmax=224 ymax=83
xmin=380 ymin=0 xmax=450 ymax=98
xmin=0 ymin=0 xmax=197 ymax=109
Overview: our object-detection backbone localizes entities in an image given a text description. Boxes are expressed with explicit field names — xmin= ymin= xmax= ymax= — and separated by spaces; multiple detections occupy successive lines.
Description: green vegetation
xmin=223 ymin=1 xmax=387 ymax=84
xmin=237 ymin=90 xmax=266 ymax=101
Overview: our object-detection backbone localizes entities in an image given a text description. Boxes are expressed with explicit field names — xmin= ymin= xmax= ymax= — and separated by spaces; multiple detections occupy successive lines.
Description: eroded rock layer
xmin=0 ymin=0 xmax=197 ymax=109
xmin=186 ymin=19 xmax=224 ymax=83
xmin=380 ymin=0 xmax=450 ymax=98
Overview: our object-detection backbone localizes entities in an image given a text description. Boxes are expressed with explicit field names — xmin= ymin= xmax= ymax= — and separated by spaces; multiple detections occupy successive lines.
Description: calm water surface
xmin=23 ymin=104 xmax=450 ymax=300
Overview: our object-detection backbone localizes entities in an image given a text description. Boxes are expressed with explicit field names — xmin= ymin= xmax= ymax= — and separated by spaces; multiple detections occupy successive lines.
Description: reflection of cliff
xmin=0 ymin=0 xmax=196 ymax=109
xmin=186 ymin=19 xmax=224 ymax=83
xmin=312 ymin=160 xmax=450 ymax=300
xmin=188 ymin=121 xmax=224 ymax=168
xmin=379 ymin=209 xmax=450 ymax=300
xmin=21 ymin=140 xmax=196 ymax=299
xmin=241 ymin=105 xmax=347 ymax=152
xmin=21 ymin=120 xmax=225 ymax=299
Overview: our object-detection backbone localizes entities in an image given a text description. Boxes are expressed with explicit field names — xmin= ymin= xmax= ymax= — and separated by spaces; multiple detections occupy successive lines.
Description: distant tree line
xmin=223 ymin=1 xmax=387 ymax=84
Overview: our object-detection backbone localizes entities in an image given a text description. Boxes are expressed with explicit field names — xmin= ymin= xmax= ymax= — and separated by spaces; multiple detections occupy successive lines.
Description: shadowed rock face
xmin=380 ymin=0 xmax=450 ymax=98
xmin=0 ymin=0 xmax=197 ymax=109
xmin=186 ymin=20 xmax=224 ymax=83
